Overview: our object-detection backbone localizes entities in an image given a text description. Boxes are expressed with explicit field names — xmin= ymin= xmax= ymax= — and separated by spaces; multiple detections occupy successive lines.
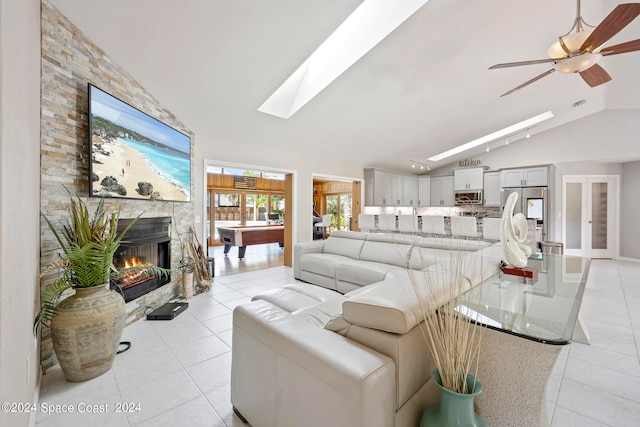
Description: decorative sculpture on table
xmin=501 ymin=192 xmax=532 ymax=268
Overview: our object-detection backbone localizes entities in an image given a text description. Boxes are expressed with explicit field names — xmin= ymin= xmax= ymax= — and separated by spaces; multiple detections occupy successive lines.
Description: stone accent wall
xmin=39 ymin=1 xmax=196 ymax=371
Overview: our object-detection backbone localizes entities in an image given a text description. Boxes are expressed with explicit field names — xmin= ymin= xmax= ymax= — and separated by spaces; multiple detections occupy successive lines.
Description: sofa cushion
xmin=253 ymin=284 xmax=344 ymax=313
xmin=299 ymin=253 xmax=354 ymax=277
xmin=342 ymin=277 xmax=423 ymax=335
xmin=359 ymin=240 xmax=412 ymax=268
xmin=342 ymin=270 xmax=466 ymax=334
xmin=294 ymin=300 xmax=345 ymax=328
xmin=336 ymin=260 xmax=400 ymax=288
xmin=415 ymin=237 xmax=491 ymax=251
xmin=407 ymin=246 xmax=450 ymax=271
xmin=322 ymin=235 xmax=365 ymax=259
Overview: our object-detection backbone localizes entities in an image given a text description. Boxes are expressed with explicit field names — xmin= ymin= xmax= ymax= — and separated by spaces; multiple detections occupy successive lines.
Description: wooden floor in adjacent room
xmin=207 ymin=242 xmax=284 ymax=277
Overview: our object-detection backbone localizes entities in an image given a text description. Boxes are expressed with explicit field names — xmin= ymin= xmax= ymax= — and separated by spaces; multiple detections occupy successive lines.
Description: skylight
xmin=258 ymin=0 xmax=430 ymax=119
xmin=427 ymin=111 xmax=555 ymax=162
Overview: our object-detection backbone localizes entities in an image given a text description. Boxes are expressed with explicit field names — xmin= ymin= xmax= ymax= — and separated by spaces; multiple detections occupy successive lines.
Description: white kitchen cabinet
xmin=418 ymin=176 xmax=431 ymax=206
xmin=483 ymin=171 xmax=501 ymax=207
xmin=430 ymin=175 xmax=454 ymax=206
xmin=400 ymin=175 xmax=419 ymax=206
xmin=364 ymin=169 xmax=396 ymax=205
xmin=454 ymin=167 xmax=484 ymax=190
xmin=500 ymin=166 xmax=548 ymax=187
xmin=364 ymin=168 xmax=418 ymax=206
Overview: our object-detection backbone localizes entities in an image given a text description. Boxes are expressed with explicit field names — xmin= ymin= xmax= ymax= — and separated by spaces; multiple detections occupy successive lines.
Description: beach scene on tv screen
xmin=90 ymin=86 xmax=191 ymax=202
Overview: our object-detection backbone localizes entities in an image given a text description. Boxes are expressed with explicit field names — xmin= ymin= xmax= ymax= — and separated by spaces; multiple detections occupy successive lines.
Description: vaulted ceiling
xmin=49 ymin=0 xmax=640 ymax=174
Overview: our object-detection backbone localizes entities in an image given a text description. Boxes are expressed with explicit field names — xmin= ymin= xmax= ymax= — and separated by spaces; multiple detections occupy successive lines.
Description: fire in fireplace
xmin=112 ymin=217 xmax=171 ymax=302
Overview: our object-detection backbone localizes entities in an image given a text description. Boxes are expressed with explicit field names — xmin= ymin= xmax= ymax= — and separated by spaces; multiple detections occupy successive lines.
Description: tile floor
xmin=35 ymin=258 xmax=640 ymax=426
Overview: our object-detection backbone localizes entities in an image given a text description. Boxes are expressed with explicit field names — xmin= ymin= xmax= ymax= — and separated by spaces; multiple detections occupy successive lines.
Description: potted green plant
xmin=35 ymin=194 xmax=167 ymax=382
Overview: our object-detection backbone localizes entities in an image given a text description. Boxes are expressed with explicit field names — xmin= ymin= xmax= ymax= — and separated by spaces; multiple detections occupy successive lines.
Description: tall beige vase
xmin=182 ymin=272 xmax=194 ymax=299
xmin=50 ymin=284 xmax=125 ymax=382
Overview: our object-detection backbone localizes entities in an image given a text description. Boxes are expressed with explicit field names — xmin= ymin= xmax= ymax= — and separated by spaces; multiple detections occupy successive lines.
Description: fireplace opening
xmin=112 ymin=217 xmax=171 ymax=303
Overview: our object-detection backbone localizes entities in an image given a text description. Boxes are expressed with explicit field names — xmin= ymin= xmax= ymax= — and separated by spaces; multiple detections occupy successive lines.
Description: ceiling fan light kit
xmin=554 ymin=52 xmax=602 ymax=73
xmin=489 ymin=1 xmax=640 ymax=96
xmin=547 ymin=29 xmax=595 ymax=58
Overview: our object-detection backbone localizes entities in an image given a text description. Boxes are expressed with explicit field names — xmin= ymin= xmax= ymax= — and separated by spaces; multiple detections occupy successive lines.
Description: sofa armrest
xmin=232 ymin=300 xmax=396 ymax=427
xmin=294 ymin=240 xmax=326 ymax=278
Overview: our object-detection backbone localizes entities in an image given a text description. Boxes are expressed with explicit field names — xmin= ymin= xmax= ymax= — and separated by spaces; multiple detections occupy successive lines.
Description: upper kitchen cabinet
xmin=364 ymin=168 xmax=395 ymax=206
xmin=400 ymin=175 xmax=419 ymax=206
xmin=483 ymin=171 xmax=501 ymax=207
xmin=364 ymin=168 xmax=419 ymax=206
xmin=454 ymin=167 xmax=485 ymax=190
xmin=418 ymin=176 xmax=431 ymax=206
xmin=500 ymin=166 xmax=548 ymax=187
xmin=431 ymin=175 xmax=454 ymax=206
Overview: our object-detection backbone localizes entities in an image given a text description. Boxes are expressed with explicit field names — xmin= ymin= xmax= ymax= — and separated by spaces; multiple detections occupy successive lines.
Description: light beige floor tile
xmin=169 ymin=335 xmax=230 ymax=368
xmin=119 ymin=369 xmax=202 ymax=425
xmin=564 ymin=357 xmax=640 ymax=404
xmin=134 ymin=395 xmax=225 ymax=427
xmin=557 ymin=378 xmax=640 ymax=426
xmin=551 ymin=405 xmax=611 ymax=427
xmin=185 ymin=353 xmax=232 ymax=394
xmin=202 ymin=313 xmax=234 ymax=334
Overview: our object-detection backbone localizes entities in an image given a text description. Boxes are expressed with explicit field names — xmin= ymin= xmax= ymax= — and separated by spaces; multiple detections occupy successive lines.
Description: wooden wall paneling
xmin=284 ymin=173 xmax=293 ymax=266
xmin=352 ymin=181 xmax=362 ymax=231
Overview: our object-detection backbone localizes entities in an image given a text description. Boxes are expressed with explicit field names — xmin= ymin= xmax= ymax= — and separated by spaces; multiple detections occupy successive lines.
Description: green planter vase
xmin=420 ymin=369 xmax=487 ymax=427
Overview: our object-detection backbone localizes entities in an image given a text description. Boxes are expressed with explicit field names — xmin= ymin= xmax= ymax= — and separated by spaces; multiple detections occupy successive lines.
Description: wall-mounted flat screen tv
xmin=88 ymin=83 xmax=191 ymax=202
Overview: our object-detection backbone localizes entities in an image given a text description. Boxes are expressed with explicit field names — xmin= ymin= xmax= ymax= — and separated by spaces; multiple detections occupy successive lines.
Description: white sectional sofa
xmin=294 ymin=230 xmax=501 ymax=293
xmin=231 ymin=231 xmax=504 ymax=427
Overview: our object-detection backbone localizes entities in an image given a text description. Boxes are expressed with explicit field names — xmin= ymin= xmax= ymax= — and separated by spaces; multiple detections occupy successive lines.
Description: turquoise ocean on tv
xmin=120 ymin=138 xmax=190 ymax=195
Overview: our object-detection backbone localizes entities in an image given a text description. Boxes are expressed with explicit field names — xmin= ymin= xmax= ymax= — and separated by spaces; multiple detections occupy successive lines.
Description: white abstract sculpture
xmin=500 ymin=192 xmax=531 ymax=268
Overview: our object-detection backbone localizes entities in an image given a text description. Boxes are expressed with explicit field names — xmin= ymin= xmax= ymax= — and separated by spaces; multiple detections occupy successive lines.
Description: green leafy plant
xmin=35 ymin=195 xmax=168 ymax=333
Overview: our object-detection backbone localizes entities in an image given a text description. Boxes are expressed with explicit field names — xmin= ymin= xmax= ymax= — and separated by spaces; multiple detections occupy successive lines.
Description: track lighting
xmin=410 ymin=160 xmax=429 ymax=171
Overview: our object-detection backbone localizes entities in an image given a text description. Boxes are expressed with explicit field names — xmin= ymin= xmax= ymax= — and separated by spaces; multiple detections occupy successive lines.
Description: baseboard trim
xmin=615 ymin=256 xmax=640 ymax=263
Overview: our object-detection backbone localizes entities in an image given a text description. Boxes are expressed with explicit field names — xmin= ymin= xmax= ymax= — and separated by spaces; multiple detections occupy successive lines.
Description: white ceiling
xmin=48 ymin=0 xmax=640 ymax=174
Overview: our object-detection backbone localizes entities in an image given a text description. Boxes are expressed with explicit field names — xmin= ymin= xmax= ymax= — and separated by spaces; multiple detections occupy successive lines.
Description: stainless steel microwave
xmin=455 ymin=190 xmax=483 ymax=205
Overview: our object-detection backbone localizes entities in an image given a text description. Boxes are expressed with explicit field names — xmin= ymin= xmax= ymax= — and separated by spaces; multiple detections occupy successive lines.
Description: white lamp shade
xmin=554 ymin=52 xmax=602 ymax=73
xmin=547 ymin=29 xmax=594 ymax=57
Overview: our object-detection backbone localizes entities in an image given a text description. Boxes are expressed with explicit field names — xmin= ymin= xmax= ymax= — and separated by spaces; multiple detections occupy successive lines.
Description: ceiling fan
xmin=489 ymin=1 xmax=640 ymax=96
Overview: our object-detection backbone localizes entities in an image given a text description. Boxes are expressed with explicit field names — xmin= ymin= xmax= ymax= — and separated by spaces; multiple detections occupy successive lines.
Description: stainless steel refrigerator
xmin=501 ymin=186 xmax=548 ymax=242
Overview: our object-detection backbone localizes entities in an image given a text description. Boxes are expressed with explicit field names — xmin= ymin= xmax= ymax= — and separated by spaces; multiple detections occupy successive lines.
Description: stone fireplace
xmin=39 ymin=1 xmax=195 ymax=372
xmin=113 ymin=217 xmax=172 ymax=303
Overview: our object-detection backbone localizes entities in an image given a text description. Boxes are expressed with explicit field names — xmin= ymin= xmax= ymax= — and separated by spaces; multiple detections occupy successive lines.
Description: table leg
xmin=572 ymin=314 xmax=591 ymax=345
xmin=475 ymin=326 xmax=561 ymax=427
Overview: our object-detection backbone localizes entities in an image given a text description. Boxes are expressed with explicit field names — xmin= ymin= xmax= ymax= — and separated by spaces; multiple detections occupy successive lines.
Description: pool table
xmin=217 ymin=225 xmax=284 ymax=259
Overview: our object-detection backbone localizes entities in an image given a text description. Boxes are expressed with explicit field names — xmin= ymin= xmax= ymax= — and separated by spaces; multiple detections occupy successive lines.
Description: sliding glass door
xmin=325 ymin=193 xmax=353 ymax=232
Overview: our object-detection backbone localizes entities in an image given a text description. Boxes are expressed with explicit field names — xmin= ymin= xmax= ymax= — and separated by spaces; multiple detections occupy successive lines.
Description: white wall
xmin=621 ymin=161 xmax=640 ymax=259
xmin=431 ymin=109 xmax=639 ymax=256
xmin=434 ymin=109 xmax=640 ymax=172
xmin=195 ymin=138 xmax=364 ymax=246
xmin=0 ymin=0 xmax=42 ymax=424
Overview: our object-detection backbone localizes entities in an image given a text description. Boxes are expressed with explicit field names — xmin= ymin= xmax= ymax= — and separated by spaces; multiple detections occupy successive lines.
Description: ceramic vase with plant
xmin=408 ymin=243 xmax=489 ymax=426
xmin=35 ymin=195 xmax=167 ymax=381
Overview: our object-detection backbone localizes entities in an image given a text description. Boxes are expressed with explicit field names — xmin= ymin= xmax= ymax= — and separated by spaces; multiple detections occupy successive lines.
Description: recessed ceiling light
xmin=258 ymin=0 xmax=431 ymax=119
xmin=427 ymin=111 xmax=554 ymax=162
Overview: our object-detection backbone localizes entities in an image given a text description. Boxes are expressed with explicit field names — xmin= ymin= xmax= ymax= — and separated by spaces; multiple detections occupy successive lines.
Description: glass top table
xmin=456 ymin=252 xmax=591 ymax=345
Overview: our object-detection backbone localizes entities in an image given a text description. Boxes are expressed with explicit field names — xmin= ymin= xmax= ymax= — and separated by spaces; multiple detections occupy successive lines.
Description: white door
xmin=563 ymin=175 xmax=617 ymax=258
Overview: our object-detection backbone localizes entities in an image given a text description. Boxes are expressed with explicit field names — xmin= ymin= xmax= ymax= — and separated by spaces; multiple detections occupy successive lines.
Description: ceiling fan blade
xmin=579 ymin=64 xmax=612 ymax=87
xmin=489 ymin=58 xmax=560 ymax=69
xmin=600 ymin=38 xmax=640 ymax=56
xmin=580 ymin=3 xmax=640 ymax=52
xmin=500 ymin=69 xmax=556 ymax=97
